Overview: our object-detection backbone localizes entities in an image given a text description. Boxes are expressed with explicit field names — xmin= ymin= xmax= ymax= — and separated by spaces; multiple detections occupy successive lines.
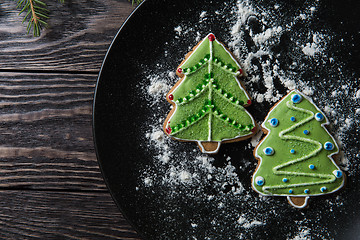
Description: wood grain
xmin=0 ymin=72 xmax=105 ymax=190
xmin=0 ymin=190 xmax=140 ymax=239
xmin=0 ymin=0 xmax=141 ymax=238
xmin=0 ymin=0 xmax=135 ymax=72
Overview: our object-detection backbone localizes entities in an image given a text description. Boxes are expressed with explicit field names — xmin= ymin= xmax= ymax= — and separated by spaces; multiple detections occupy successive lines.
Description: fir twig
xmin=129 ymin=0 xmax=143 ymax=6
xmin=14 ymin=0 xmax=65 ymax=37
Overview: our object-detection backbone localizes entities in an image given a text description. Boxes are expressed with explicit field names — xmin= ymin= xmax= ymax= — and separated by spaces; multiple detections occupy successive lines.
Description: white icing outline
xmin=252 ymin=90 xmax=345 ymax=203
xmin=166 ymin=33 xmax=255 ymax=153
xmin=180 ymin=33 xmax=242 ymax=72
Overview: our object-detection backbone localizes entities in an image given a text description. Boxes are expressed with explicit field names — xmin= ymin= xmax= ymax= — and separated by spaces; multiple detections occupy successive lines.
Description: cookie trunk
xmin=198 ymin=141 xmax=221 ymax=154
xmin=287 ymin=196 xmax=309 ymax=209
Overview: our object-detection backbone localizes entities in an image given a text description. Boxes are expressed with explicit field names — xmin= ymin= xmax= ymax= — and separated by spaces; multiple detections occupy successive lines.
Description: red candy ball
xmin=177 ymin=68 xmax=183 ymax=73
xmin=166 ymin=127 xmax=172 ymax=134
xmin=238 ymin=69 xmax=243 ymax=75
xmin=247 ymin=99 xmax=252 ymax=105
xmin=168 ymin=94 xmax=174 ymax=100
xmin=208 ymin=34 xmax=215 ymax=42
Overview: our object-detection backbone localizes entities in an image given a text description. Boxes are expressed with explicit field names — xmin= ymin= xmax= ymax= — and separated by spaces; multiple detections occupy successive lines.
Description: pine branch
xmin=129 ymin=0 xmax=143 ymax=6
xmin=14 ymin=0 xmax=64 ymax=37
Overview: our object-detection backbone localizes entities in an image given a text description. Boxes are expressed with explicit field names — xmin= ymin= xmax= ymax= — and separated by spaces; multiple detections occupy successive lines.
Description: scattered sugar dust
xmin=289 ymin=226 xmax=311 ymax=240
xmin=134 ymin=0 xmax=359 ymax=239
xmin=237 ymin=215 xmax=264 ymax=229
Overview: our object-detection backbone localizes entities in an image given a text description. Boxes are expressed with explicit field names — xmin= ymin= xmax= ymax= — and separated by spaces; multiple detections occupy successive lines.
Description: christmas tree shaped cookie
xmin=163 ymin=33 xmax=256 ymax=154
xmin=252 ymin=90 xmax=345 ymax=208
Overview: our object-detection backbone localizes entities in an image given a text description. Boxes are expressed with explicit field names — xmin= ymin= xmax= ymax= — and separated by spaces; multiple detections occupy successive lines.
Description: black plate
xmin=93 ymin=0 xmax=360 ymax=239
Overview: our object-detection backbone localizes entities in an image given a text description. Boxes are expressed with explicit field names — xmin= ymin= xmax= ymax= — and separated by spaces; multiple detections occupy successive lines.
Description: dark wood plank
xmin=0 ymin=72 xmax=105 ymax=190
xmin=0 ymin=190 xmax=140 ymax=239
xmin=0 ymin=0 xmax=135 ymax=72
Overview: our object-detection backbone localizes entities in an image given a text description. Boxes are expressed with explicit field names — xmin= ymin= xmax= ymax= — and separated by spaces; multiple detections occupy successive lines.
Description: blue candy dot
xmin=320 ymin=186 xmax=327 ymax=192
xmin=282 ymin=178 xmax=288 ymax=183
xmin=289 ymin=189 xmax=293 ymax=194
xmin=263 ymin=147 xmax=274 ymax=156
xmin=269 ymin=118 xmax=279 ymax=127
xmin=303 ymin=130 xmax=310 ymax=135
xmin=315 ymin=112 xmax=324 ymax=121
xmin=333 ymin=170 xmax=343 ymax=178
xmin=324 ymin=142 xmax=334 ymax=150
xmin=291 ymin=94 xmax=302 ymax=104
xmin=309 ymin=164 xmax=315 ymax=170
xmin=290 ymin=149 xmax=295 ymax=154
xmin=255 ymin=176 xmax=265 ymax=186
xmin=304 ymin=189 xmax=310 ymax=194
xmin=290 ymin=117 xmax=296 ymax=122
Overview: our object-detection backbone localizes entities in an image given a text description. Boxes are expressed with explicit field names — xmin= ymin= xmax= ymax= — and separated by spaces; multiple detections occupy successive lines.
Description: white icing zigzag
xmin=262 ymin=101 xmax=336 ymax=192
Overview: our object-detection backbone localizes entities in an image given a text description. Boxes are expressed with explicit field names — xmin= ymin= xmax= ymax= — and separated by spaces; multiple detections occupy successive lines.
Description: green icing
xmin=168 ymin=34 xmax=254 ymax=142
xmin=180 ymin=37 xmax=240 ymax=71
xmin=173 ymin=66 xmax=209 ymax=103
xmin=181 ymin=38 xmax=211 ymax=70
xmin=211 ymin=65 xmax=247 ymax=103
xmin=212 ymin=40 xmax=239 ymax=69
xmin=171 ymin=98 xmax=254 ymax=140
xmin=173 ymin=113 xmax=210 ymax=140
xmin=253 ymin=90 xmax=344 ymax=197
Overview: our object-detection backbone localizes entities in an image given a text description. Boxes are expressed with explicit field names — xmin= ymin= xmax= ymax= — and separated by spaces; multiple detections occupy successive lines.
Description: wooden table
xmin=0 ymin=1 xmax=141 ymax=238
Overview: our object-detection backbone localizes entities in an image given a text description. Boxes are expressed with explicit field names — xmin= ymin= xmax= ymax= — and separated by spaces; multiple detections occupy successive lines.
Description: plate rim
xmin=92 ymin=1 xmax=147 ymax=238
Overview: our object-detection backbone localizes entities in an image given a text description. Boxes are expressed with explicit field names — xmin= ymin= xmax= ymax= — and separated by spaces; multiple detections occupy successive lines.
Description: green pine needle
xmin=130 ymin=0 xmax=143 ymax=6
xmin=14 ymin=0 xmax=65 ymax=37
xmin=14 ymin=0 xmax=136 ymax=37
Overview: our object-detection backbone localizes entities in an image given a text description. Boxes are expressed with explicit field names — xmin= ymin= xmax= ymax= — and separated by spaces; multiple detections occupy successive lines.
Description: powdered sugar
xmin=147 ymin=74 xmax=171 ymax=100
xmin=250 ymin=128 xmax=263 ymax=147
xmin=148 ymin=81 xmax=170 ymax=96
xmin=237 ymin=215 xmax=264 ymax=229
xmin=179 ymin=170 xmax=192 ymax=182
xmin=252 ymin=26 xmax=283 ymax=46
xmin=355 ymin=89 xmax=360 ymax=99
xmin=174 ymin=26 xmax=183 ymax=36
xmin=288 ymin=227 xmax=311 ymax=240
xmin=302 ymin=43 xmax=318 ymax=56
xmin=302 ymin=33 xmax=325 ymax=57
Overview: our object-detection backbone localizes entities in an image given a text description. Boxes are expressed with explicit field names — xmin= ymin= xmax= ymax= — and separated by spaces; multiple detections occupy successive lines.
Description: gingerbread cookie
xmin=163 ymin=33 xmax=256 ymax=154
xmin=252 ymin=90 xmax=345 ymax=208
